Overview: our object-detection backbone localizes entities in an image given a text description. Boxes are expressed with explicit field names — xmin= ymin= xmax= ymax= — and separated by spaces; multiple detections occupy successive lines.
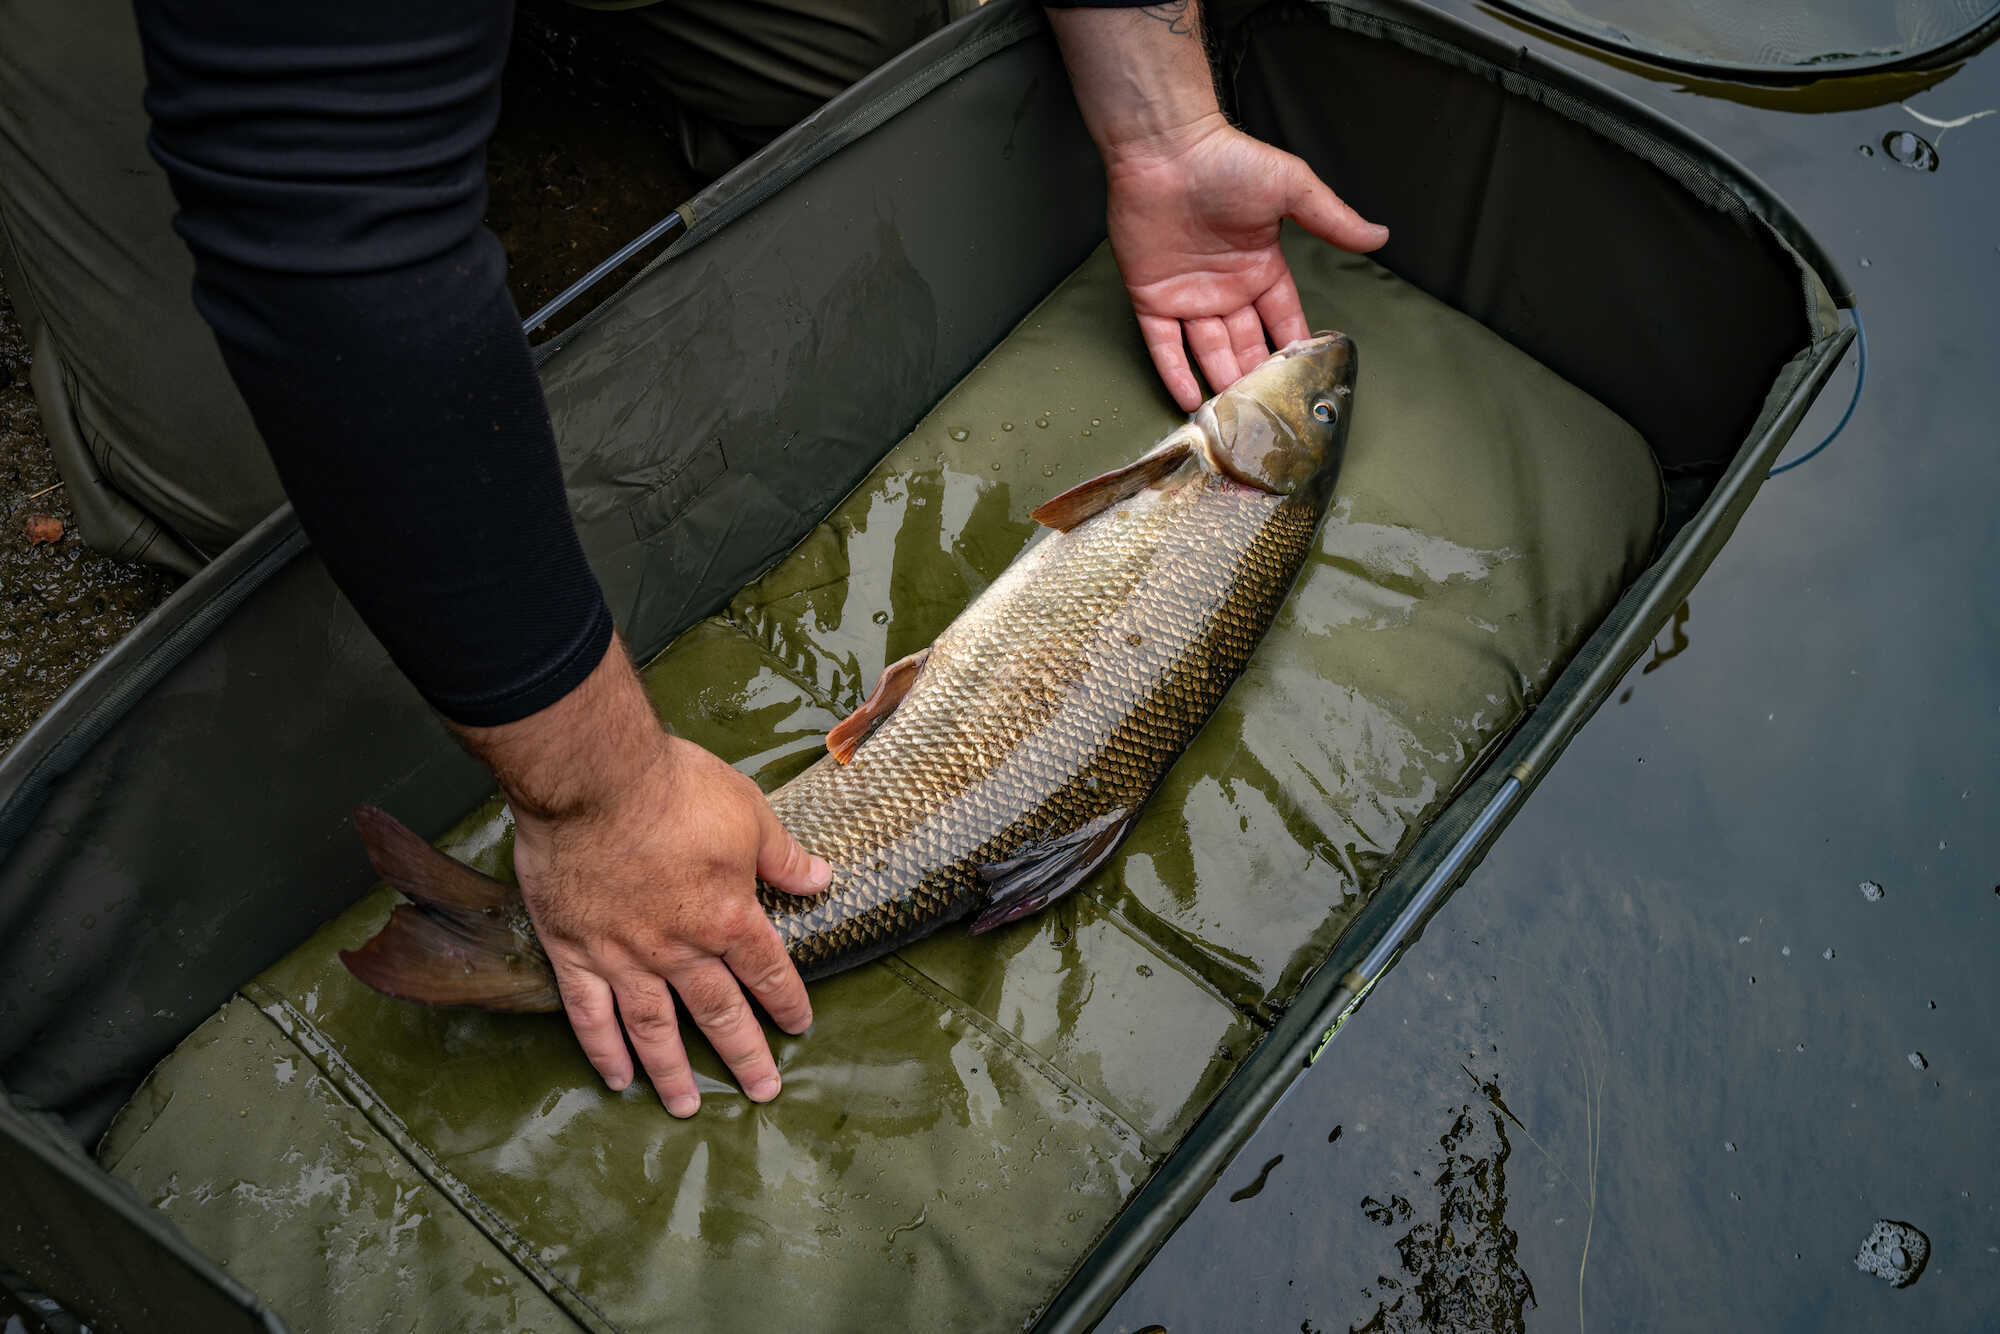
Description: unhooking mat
xmin=96 ymin=233 xmax=1661 ymax=1333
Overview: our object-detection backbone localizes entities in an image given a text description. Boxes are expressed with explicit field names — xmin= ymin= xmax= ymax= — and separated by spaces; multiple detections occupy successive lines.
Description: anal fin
xmin=971 ymin=806 xmax=1137 ymax=934
xmin=1031 ymin=429 xmax=1196 ymax=532
xmin=827 ymin=646 xmax=931 ymax=763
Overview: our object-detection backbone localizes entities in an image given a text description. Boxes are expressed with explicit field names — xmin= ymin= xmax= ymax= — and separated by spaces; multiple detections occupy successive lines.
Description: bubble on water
xmin=1724 ymin=1140 xmax=1737 ymax=1152
xmin=1001 ymin=421 xmax=1014 ymax=432
xmin=1858 ymin=143 xmax=1875 ymax=156
xmin=1907 ymin=1051 xmax=1928 ymax=1071
xmin=1855 ymin=1219 xmax=1929 ymax=1287
xmin=1081 ymin=429 xmax=1092 ymax=436
xmin=1738 ymin=935 xmax=1752 ymax=945
xmin=948 ymin=428 xmax=969 ymax=442
xmin=1035 ymin=417 xmax=1049 ymax=429
xmin=990 ymin=461 xmax=1002 ymax=472
xmin=1881 ymin=130 xmax=1939 ymax=171
xmin=1041 ymin=466 xmax=1054 ymax=477
xmin=1090 ymin=417 xmax=1102 ymax=427
xmin=870 ymin=610 xmax=888 ymax=625
xmin=1781 ymin=945 xmax=1792 ymax=957
xmin=1795 ymin=1042 xmax=1807 ymax=1052
xmin=1859 ymin=879 xmax=1885 ymax=902
xmin=1823 ymin=947 xmax=1836 ymax=961
xmin=1858 ymin=256 xmax=1873 ymax=268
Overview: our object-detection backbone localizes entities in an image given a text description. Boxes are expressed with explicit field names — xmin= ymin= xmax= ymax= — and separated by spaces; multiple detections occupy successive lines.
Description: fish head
xmin=1193 ymin=331 xmax=1355 ymax=505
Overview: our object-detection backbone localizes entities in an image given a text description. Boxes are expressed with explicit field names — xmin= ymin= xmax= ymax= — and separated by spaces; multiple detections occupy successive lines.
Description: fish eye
xmin=1311 ymin=399 xmax=1336 ymax=423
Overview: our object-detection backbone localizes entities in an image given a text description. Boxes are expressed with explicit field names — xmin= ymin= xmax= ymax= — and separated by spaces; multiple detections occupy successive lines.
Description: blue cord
xmin=1768 ymin=307 xmax=1866 ymax=478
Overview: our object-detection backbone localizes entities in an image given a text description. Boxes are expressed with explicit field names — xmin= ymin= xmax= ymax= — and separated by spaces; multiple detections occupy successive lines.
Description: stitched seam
xmin=241 ymin=983 xmax=622 ymax=1334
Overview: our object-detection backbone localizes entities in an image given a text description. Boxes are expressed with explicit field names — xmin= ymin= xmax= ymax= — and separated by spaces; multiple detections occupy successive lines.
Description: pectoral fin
xmin=970 ymin=806 xmax=1137 ymax=934
xmin=1030 ymin=430 xmax=1197 ymax=532
xmin=338 ymin=806 xmax=561 ymax=1012
xmin=827 ymin=646 xmax=931 ymax=763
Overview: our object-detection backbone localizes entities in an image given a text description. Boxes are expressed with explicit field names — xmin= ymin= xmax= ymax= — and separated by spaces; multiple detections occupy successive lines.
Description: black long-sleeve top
xmin=135 ymin=0 xmax=1153 ymax=726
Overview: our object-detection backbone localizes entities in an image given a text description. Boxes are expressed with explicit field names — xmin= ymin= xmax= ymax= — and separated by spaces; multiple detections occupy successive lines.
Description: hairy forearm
xmin=448 ymin=632 xmax=670 ymax=829
xmin=1045 ymin=1 xmax=1224 ymax=166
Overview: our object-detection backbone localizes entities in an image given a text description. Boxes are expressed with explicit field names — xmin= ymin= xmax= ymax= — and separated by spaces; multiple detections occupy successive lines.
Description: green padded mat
xmin=98 ymin=234 xmax=1661 ymax=1333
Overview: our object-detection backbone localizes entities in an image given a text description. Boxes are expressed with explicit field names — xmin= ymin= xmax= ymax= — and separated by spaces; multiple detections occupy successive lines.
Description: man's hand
xmin=451 ymin=636 xmax=830 ymax=1117
xmin=1104 ymin=117 xmax=1386 ymax=410
xmin=1046 ymin=0 xmax=1386 ymax=410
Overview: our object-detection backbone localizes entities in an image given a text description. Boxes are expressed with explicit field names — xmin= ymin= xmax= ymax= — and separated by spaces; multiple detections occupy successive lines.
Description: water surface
xmin=1108 ymin=13 xmax=2000 ymax=1332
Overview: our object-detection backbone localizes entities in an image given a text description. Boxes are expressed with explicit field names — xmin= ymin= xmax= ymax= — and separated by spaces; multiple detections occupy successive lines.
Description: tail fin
xmin=338 ymin=807 xmax=562 ymax=1013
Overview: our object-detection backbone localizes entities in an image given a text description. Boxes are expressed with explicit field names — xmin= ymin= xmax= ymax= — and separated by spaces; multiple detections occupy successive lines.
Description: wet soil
xmin=489 ymin=3 xmax=709 ymax=336
xmin=0 ymin=284 xmax=180 ymax=754
xmin=0 ymin=10 xmax=703 ymax=759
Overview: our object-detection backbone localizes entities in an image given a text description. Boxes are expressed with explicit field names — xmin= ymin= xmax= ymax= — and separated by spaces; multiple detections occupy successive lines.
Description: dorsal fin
xmin=1030 ymin=430 xmax=1198 ymax=532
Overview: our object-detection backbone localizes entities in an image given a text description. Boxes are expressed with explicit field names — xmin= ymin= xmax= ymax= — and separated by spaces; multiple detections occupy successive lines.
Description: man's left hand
xmin=1104 ymin=113 xmax=1388 ymax=410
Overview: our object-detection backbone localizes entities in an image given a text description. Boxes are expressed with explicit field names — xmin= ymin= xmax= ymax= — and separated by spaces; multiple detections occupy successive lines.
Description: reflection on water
xmin=1474 ymin=5 xmax=1980 ymax=112
xmin=1882 ymin=129 xmax=1941 ymax=169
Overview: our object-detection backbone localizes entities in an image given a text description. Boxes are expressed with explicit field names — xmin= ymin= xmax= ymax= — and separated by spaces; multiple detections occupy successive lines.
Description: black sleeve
xmin=132 ymin=0 xmax=612 ymax=727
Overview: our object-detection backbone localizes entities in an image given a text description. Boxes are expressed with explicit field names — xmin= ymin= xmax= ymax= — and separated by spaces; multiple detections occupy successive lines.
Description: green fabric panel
xmin=95 ymin=998 xmax=581 ymax=1334
xmin=100 ymin=235 xmax=1658 ymax=1331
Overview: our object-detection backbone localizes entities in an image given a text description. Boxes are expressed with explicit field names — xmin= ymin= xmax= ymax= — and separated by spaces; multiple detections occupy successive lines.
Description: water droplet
xmin=1081 ymin=429 xmax=1092 ymax=437
xmin=1858 ymin=256 xmax=1873 ymax=268
xmin=1881 ymin=130 xmax=1939 ymax=171
xmin=870 ymin=610 xmax=888 ymax=625
xmin=1041 ymin=466 xmax=1054 ymax=477
xmin=1725 ymin=1140 xmax=1737 ymax=1152
xmin=1823 ymin=947 xmax=1836 ymax=960
xmin=1858 ymin=879 xmax=1885 ymax=902
xmin=1907 ymin=1051 xmax=1928 ymax=1071
xmin=1135 ymin=963 xmax=1153 ymax=978
xmin=1795 ymin=1042 xmax=1807 ymax=1052
xmin=990 ymin=461 xmax=1002 ymax=472
xmin=948 ymin=428 xmax=969 ymax=442
xmin=1035 ymin=417 xmax=1049 ymax=429
xmin=1000 ymin=421 xmax=1014 ymax=432
xmin=1781 ymin=945 xmax=1791 ymax=957
xmin=1090 ymin=418 xmax=1102 ymax=427
xmin=1857 ymin=143 xmax=1875 ymax=157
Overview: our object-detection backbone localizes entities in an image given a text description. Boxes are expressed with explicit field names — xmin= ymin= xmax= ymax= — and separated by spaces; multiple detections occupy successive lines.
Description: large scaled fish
xmin=341 ymin=332 xmax=1356 ymax=1009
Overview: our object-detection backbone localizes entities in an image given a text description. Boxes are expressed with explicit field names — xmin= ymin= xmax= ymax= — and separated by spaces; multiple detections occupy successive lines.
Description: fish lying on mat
xmin=341 ymin=332 xmax=1357 ymax=1009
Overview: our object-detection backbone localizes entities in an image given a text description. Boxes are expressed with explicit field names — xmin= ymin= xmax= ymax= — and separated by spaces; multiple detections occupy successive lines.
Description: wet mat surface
xmin=100 ymin=235 xmax=1658 ymax=1332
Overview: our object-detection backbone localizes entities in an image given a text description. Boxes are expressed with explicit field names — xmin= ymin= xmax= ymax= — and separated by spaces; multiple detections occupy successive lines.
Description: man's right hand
xmin=449 ymin=636 xmax=830 ymax=1117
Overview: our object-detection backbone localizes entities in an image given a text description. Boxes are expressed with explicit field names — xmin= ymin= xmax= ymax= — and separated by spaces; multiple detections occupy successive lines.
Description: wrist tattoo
xmin=1139 ymin=0 xmax=1197 ymax=36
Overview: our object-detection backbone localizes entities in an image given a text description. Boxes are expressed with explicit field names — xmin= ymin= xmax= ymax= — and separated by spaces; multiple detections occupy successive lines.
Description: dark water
xmin=1106 ymin=14 xmax=2000 ymax=1334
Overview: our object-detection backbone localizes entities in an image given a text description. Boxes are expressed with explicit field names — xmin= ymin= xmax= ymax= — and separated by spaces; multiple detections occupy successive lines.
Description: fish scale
xmin=764 ymin=476 xmax=1324 ymax=978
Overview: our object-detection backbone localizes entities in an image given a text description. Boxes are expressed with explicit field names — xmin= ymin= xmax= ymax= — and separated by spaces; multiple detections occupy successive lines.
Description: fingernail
xmin=667 ymin=1094 xmax=700 ymax=1117
xmin=607 ymin=1075 xmax=630 ymax=1093
xmin=808 ymin=855 xmax=831 ymax=889
xmin=748 ymin=1076 xmax=781 ymax=1102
